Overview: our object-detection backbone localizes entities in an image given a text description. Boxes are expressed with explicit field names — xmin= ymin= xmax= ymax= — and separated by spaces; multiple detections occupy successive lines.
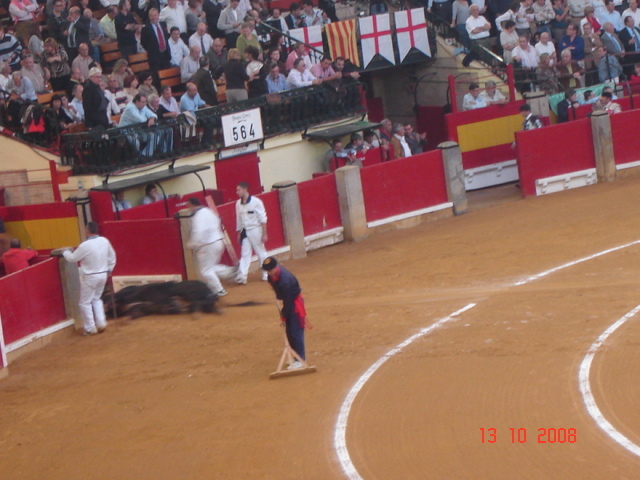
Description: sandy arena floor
xmin=3 ymin=174 xmax=640 ymax=480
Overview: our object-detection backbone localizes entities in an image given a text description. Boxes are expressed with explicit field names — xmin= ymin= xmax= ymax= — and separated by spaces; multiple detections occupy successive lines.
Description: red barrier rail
xmin=298 ymin=174 xmax=341 ymax=237
xmin=360 ymin=150 xmax=448 ymax=224
xmin=516 ymin=118 xmax=596 ymax=197
xmin=0 ymin=257 xmax=67 ymax=345
xmin=611 ymin=109 xmax=640 ymax=166
xmin=101 ymin=219 xmax=187 ymax=278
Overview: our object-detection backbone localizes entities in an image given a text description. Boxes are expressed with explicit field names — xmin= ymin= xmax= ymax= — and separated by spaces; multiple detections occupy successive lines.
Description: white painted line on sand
xmin=335 ymin=238 xmax=640 ymax=479
xmin=334 ymin=303 xmax=477 ymax=480
xmin=514 ymin=240 xmax=640 ymax=286
xmin=578 ymin=304 xmax=640 ymax=458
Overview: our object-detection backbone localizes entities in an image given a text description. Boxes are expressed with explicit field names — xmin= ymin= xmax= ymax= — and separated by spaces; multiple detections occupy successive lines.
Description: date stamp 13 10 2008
xmin=480 ymin=428 xmax=577 ymax=444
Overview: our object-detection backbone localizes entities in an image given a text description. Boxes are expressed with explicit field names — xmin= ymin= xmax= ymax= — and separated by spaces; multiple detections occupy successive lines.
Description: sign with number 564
xmin=221 ymin=108 xmax=264 ymax=148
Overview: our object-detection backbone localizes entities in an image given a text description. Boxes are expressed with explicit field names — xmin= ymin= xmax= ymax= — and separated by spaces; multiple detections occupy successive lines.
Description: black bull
xmin=105 ymin=281 xmax=220 ymax=319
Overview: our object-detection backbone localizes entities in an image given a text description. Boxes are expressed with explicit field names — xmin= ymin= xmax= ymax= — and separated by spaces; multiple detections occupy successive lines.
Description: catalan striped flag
xmin=325 ymin=19 xmax=360 ymax=67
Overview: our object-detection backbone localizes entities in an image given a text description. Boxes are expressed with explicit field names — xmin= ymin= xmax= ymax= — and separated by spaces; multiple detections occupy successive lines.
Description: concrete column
xmin=523 ymin=91 xmax=549 ymax=118
xmin=272 ymin=181 xmax=307 ymax=259
xmin=50 ymin=249 xmax=82 ymax=330
xmin=335 ymin=166 xmax=368 ymax=242
xmin=590 ymin=110 xmax=616 ymax=183
xmin=176 ymin=209 xmax=199 ymax=280
xmin=438 ymin=141 xmax=468 ymax=216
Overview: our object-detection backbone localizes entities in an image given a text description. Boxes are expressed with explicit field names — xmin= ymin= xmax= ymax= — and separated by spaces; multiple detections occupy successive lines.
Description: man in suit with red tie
xmin=141 ymin=8 xmax=172 ymax=71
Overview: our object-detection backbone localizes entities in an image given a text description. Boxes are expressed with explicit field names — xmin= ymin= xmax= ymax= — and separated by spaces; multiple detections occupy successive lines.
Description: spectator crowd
xmin=0 ymin=0 xmax=358 ymax=141
xmin=439 ymin=0 xmax=640 ymax=97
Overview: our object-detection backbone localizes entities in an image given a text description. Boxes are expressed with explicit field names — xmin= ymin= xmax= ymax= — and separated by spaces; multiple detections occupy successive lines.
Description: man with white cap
xmin=83 ymin=67 xmax=110 ymax=129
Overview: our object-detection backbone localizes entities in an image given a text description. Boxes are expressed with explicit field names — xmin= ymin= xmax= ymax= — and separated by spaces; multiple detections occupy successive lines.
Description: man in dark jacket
xmin=192 ymin=55 xmax=219 ymax=105
xmin=83 ymin=67 xmax=110 ymax=129
xmin=141 ymin=8 xmax=171 ymax=71
xmin=262 ymin=257 xmax=307 ymax=368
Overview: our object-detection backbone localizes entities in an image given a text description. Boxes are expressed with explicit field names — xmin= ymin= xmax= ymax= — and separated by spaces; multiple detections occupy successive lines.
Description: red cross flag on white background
xmin=288 ymin=25 xmax=323 ymax=66
xmin=394 ymin=8 xmax=430 ymax=62
xmin=359 ymin=13 xmax=395 ymax=68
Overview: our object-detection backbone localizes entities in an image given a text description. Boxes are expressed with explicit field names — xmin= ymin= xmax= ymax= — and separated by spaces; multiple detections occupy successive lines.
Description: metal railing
xmin=60 ymin=82 xmax=367 ymax=175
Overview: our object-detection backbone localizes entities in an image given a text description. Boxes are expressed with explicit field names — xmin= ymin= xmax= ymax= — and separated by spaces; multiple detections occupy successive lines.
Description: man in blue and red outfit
xmin=262 ymin=257 xmax=307 ymax=369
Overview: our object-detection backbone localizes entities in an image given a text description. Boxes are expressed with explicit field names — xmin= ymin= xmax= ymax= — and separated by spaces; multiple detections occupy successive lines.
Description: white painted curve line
xmin=578 ymin=304 xmax=640 ymax=458
xmin=334 ymin=303 xmax=477 ymax=480
xmin=513 ymin=239 xmax=640 ymax=286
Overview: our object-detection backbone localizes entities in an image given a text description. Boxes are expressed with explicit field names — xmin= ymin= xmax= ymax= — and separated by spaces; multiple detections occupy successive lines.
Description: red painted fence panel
xmin=611 ymin=109 xmax=640 ymax=166
xmin=298 ymin=174 xmax=341 ymax=237
xmin=101 ymin=219 xmax=187 ymax=278
xmin=0 ymin=258 xmax=66 ymax=345
xmin=516 ymin=119 xmax=596 ymax=197
xmin=360 ymin=150 xmax=448 ymax=223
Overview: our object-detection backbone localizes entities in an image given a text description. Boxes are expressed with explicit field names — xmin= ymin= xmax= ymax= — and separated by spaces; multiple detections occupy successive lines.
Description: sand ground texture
xmin=3 ymin=175 xmax=640 ymax=479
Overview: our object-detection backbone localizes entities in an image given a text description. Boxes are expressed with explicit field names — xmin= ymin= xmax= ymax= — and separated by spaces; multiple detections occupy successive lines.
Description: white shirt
xmin=466 ymin=15 xmax=491 ymax=39
xmin=189 ymin=32 xmax=214 ymax=55
xmin=180 ymin=54 xmax=199 ymax=82
xmin=236 ymin=195 xmax=267 ymax=231
xmin=160 ymin=3 xmax=187 ymax=33
xmin=622 ymin=7 xmax=640 ymax=26
xmin=287 ymin=69 xmax=316 ymax=88
xmin=394 ymin=133 xmax=412 ymax=157
xmin=63 ymin=235 xmax=116 ymax=275
xmin=535 ymin=40 xmax=556 ymax=57
xmin=189 ymin=207 xmax=223 ymax=248
xmin=462 ymin=92 xmax=488 ymax=110
xmin=512 ymin=44 xmax=540 ymax=68
xmin=159 ymin=95 xmax=180 ymax=113
xmin=480 ymin=89 xmax=506 ymax=103
xmin=169 ymin=36 xmax=190 ymax=67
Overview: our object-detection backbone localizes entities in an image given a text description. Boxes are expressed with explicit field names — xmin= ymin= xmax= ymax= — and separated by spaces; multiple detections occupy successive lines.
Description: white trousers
xmin=79 ymin=273 xmax=108 ymax=333
xmin=196 ymin=240 xmax=225 ymax=293
xmin=238 ymin=227 xmax=268 ymax=279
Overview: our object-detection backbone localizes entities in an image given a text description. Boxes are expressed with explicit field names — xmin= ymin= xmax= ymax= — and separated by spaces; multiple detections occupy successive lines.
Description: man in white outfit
xmin=187 ymin=197 xmax=227 ymax=296
xmin=235 ymin=182 xmax=268 ymax=284
xmin=63 ymin=222 xmax=117 ymax=336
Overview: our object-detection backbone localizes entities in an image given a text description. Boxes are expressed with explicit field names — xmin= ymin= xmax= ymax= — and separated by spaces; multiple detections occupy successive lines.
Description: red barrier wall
xmin=0 ymin=257 xmax=67 ymax=345
xmin=214 ymin=153 xmax=262 ymax=204
xmin=0 ymin=201 xmax=79 ymax=254
xmin=446 ymin=101 xmax=526 ymax=170
xmin=516 ymin=119 xmax=596 ymax=197
xmin=92 ymin=189 xmax=225 ymax=224
xmin=611 ymin=109 xmax=640 ymax=166
xmin=101 ymin=219 xmax=187 ymax=277
xmin=366 ymin=97 xmax=384 ymax=123
xmin=573 ymin=97 xmax=635 ymax=120
xmin=298 ymin=174 xmax=341 ymax=236
xmin=0 ymin=201 xmax=76 ymax=221
xmin=417 ymin=105 xmax=448 ymax=149
xmin=360 ymin=150 xmax=449 ymax=223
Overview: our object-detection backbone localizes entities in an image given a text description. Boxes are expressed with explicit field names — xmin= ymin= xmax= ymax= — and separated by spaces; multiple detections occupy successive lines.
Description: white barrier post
xmin=273 ymin=181 xmax=307 ymax=259
xmin=590 ymin=110 xmax=616 ymax=183
xmin=438 ymin=141 xmax=468 ymax=215
xmin=335 ymin=166 xmax=368 ymax=242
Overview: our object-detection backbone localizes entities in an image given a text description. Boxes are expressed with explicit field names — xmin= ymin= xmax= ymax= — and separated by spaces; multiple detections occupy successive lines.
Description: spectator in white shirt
xmin=180 ymin=44 xmax=201 ymax=82
xmin=189 ymin=22 xmax=213 ymax=55
xmin=160 ymin=0 xmax=187 ymax=35
xmin=462 ymin=82 xmax=488 ymax=110
xmin=159 ymin=84 xmax=181 ymax=117
xmin=286 ymin=57 xmax=321 ymax=88
xmin=168 ymin=26 xmax=190 ymax=66
xmin=466 ymin=4 xmax=492 ymax=47
xmin=535 ymin=31 xmax=557 ymax=60
xmin=512 ymin=34 xmax=540 ymax=67
xmin=623 ymin=0 xmax=640 ymax=26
